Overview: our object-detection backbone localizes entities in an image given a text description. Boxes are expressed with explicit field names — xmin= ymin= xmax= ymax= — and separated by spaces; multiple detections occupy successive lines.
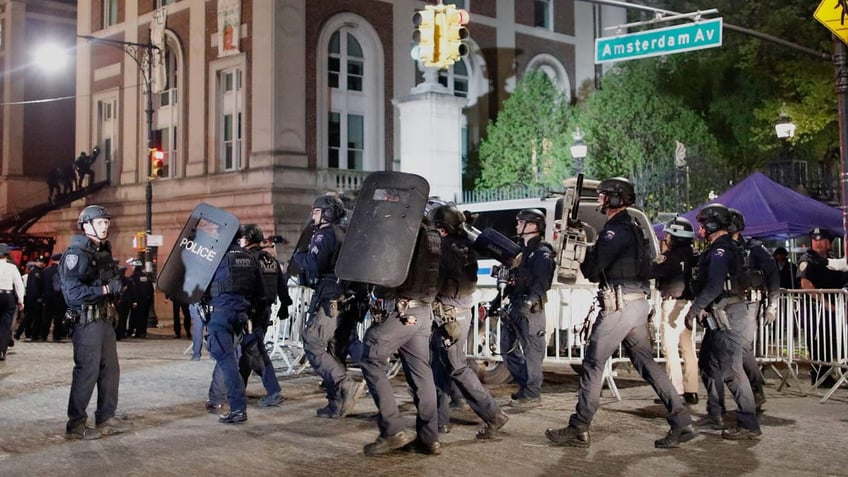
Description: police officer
xmin=360 ymin=218 xmax=441 ymax=456
xmin=688 ymin=203 xmax=761 ymax=440
xmin=61 ymin=205 xmax=132 ymax=439
xmin=205 ymin=228 xmax=266 ymax=424
xmin=128 ymin=259 xmax=154 ymax=338
xmin=18 ymin=262 xmax=44 ymax=340
xmin=114 ymin=265 xmax=134 ymax=340
xmin=293 ymin=195 xmax=365 ymax=418
xmin=729 ymin=209 xmax=779 ymax=410
xmin=546 ymin=177 xmax=696 ymax=449
xmin=239 ymin=223 xmax=290 ymax=407
xmin=0 ymin=243 xmax=25 ymax=361
xmin=491 ymin=208 xmax=554 ymax=408
xmin=797 ymin=227 xmax=848 ymax=387
xmin=652 ymin=216 xmax=699 ymax=404
xmin=40 ymin=254 xmax=67 ymax=341
xmin=429 ymin=205 xmax=509 ymax=439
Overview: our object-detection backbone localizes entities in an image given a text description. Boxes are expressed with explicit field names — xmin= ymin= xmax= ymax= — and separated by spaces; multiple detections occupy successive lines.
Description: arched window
xmin=317 ymin=14 xmax=385 ymax=172
xmin=525 ymin=53 xmax=571 ymax=102
xmin=153 ymin=33 xmax=184 ymax=178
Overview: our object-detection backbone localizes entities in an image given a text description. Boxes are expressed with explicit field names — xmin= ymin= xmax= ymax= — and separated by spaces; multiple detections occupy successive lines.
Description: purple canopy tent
xmin=654 ymin=172 xmax=844 ymax=240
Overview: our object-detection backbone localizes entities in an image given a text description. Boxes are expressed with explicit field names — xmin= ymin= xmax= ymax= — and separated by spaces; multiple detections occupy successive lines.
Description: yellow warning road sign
xmin=815 ymin=0 xmax=848 ymax=45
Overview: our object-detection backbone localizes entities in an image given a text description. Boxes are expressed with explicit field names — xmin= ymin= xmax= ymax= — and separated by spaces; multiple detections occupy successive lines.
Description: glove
xmin=684 ymin=308 xmax=708 ymax=330
xmin=486 ymin=302 xmax=500 ymax=318
xmin=764 ymin=305 xmax=777 ymax=325
xmin=443 ymin=320 xmax=463 ymax=345
xmin=107 ymin=279 xmax=123 ymax=295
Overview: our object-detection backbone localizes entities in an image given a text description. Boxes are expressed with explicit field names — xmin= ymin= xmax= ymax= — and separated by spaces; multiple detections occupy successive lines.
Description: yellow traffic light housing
xmin=411 ymin=5 xmax=437 ymax=66
xmin=436 ymin=5 xmax=469 ymax=69
xmin=150 ymin=148 xmax=165 ymax=179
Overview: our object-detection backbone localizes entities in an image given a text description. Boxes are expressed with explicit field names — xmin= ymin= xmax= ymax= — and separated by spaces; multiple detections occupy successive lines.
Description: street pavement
xmin=1 ymin=327 xmax=847 ymax=477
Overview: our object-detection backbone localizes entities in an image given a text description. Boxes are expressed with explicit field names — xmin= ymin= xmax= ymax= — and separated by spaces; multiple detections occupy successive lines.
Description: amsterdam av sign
xmin=595 ymin=18 xmax=723 ymax=64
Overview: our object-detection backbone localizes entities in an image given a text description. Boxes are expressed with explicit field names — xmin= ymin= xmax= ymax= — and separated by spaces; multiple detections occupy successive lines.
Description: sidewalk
xmin=1 ymin=333 xmax=847 ymax=477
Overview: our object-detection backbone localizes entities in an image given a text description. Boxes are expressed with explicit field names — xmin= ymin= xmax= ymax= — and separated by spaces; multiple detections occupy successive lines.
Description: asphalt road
xmin=1 ymin=330 xmax=846 ymax=477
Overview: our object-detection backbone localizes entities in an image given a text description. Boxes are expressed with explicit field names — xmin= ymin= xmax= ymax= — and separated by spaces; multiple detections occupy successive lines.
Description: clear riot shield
xmin=156 ymin=203 xmax=240 ymax=304
xmin=335 ymin=171 xmax=430 ymax=287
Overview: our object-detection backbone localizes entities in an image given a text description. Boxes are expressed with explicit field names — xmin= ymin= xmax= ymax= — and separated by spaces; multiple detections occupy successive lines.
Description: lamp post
xmin=78 ymin=35 xmax=159 ymax=274
xmin=773 ymin=113 xmax=799 ymax=188
xmin=570 ymin=128 xmax=588 ymax=174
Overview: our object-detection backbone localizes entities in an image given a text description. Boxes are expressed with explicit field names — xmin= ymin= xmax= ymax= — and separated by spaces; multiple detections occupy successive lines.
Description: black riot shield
xmin=286 ymin=221 xmax=316 ymax=277
xmin=156 ymin=203 xmax=240 ymax=304
xmin=335 ymin=171 xmax=430 ymax=287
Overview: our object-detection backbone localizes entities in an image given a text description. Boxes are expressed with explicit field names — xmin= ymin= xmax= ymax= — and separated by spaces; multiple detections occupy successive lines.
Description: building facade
xmin=16 ymin=0 xmax=622 ymax=312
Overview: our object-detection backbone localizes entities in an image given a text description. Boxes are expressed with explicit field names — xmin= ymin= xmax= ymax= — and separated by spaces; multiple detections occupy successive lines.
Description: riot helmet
xmin=663 ymin=216 xmax=694 ymax=242
xmin=597 ymin=177 xmax=636 ymax=211
xmin=312 ymin=195 xmax=346 ymax=225
xmin=516 ymin=208 xmax=546 ymax=236
xmin=241 ymin=223 xmax=265 ymax=245
xmin=729 ymin=208 xmax=745 ymax=234
xmin=78 ymin=205 xmax=111 ymax=230
xmin=696 ymin=203 xmax=732 ymax=235
xmin=430 ymin=204 xmax=465 ymax=235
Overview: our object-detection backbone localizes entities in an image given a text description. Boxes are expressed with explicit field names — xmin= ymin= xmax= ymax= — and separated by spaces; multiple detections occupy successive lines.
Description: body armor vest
xmin=211 ymin=248 xmax=258 ymax=297
xmin=395 ymin=225 xmax=442 ymax=302
xmin=438 ymin=234 xmax=478 ymax=299
xmin=253 ymin=249 xmax=280 ymax=303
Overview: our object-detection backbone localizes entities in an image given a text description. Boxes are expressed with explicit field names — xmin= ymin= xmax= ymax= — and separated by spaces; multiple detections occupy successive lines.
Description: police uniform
xmin=206 ymin=242 xmax=265 ymax=423
xmin=652 ymin=238 xmax=699 ymax=400
xmin=60 ymin=234 xmax=125 ymax=435
xmin=499 ymin=235 xmax=554 ymax=404
xmin=431 ymin=230 xmax=507 ymax=438
xmin=735 ymin=235 xmax=779 ymax=405
xmin=128 ymin=266 xmax=154 ymax=337
xmin=566 ymin=209 xmax=693 ymax=443
xmin=39 ymin=256 xmax=68 ymax=341
xmin=294 ymin=223 xmax=361 ymax=417
xmin=796 ymin=229 xmax=848 ymax=385
xmin=693 ymin=234 xmax=760 ymax=435
xmin=0 ymin=244 xmax=25 ymax=360
xmin=360 ymin=223 xmax=441 ymax=455
xmin=241 ymin=243 xmax=288 ymax=406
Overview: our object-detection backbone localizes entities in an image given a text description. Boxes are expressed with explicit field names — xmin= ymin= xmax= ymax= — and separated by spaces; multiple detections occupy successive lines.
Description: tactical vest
xmin=253 ymin=249 xmax=280 ymax=303
xmin=395 ymin=225 xmax=442 ymax=301
xmin=604 ymin=218 xmax=650 ymax=282
xmin=438 ymin=234 xmax=478 ymax=299
xmin=692 ymin=236 xmax=745 ymax=298
xmin=740 ymin=238 xmax=765 ymax=291
xmin=210 ymin=248 xmax=258 ymax=297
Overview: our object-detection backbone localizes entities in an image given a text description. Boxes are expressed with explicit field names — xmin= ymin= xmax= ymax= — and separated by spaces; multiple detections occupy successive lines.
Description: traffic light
xmin=150 ymin=148 xmax=165 ymax=179
xmin=437 ymin=5 xmax=469 ymax=69
xmin=133 ymin=232 xmax=147 ymax=252
xmin=411 ymin=5 xmax=437 ymax=66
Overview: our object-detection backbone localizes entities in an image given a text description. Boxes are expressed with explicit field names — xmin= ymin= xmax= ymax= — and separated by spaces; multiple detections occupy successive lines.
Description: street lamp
xmin=775 ymin=113 xmax=796 ymax=139
xmin=77 ymin=35 xmax=159 ymax=274
xmin=570 ymin=128 xmax=587 ymax=174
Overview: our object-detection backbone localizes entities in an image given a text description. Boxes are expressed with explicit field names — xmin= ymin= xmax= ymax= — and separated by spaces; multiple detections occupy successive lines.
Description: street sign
xmin=146 ymin=234 xmax=163 ymax=247
xmin=814 ymin=0 xmax=848 ymax=45
xmin=595 ymin=18 xmax=723 ymax=64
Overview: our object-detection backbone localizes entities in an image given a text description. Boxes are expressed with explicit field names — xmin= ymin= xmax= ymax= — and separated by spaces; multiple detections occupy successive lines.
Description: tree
xmin=476 ymin=72 xmax=575 ymax=190
xmin=574 ymin=59 xmax=722 ymax=215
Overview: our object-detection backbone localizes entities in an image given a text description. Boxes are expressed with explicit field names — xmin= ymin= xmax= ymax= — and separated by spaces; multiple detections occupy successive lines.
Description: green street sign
xmin=595 ymin=18 xmax=722 ymax=64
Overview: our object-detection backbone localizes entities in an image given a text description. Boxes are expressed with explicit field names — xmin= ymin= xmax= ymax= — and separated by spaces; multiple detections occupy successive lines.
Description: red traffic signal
xmin=150 ymin=149 xmax=165 ymax=179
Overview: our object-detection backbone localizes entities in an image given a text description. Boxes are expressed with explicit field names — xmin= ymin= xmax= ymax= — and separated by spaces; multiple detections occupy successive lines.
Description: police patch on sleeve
xmin=715 ymin=248 xmax=725 ymax=257
xmin=603 ymin=230 xmax=616 ymax=241
xmin=799 ymin=262 xmax=807 ymax=273
xmin=65 ymin=254 xmax=78 ymax=270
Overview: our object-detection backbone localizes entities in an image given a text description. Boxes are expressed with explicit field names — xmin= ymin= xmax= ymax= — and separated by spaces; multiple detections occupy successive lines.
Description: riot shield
xmin=464 ymin=225 xmax=522 ymax=267
xmin=285 ymin=221 xmax=316 ymax=277
xmin=335 ymin=171 xmax=430 ymax=287
xmin=627 ymin=206 xmax=661 ymax=263
xmin=157 ymin=203 xmax=240 ymax=304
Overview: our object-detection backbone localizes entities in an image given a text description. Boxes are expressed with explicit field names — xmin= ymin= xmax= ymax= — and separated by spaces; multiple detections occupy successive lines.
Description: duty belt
xmin=396 ymin=298 xmax=430 ymax=311
xmin=0 ymin=289 xmax=13 ymax=294
xmin=622 ymin=292 xmax=647 ymax=302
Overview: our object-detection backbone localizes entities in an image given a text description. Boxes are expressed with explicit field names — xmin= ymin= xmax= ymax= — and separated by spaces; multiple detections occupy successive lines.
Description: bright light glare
xmin=33 ymin=44 xmax=69 ymax=72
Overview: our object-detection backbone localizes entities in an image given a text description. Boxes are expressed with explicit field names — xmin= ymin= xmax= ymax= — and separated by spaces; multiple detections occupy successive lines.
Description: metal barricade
xmin=769 ymin=288 xmax=848 ymax=402
xmin=265 ymin=284 xmax=312 ymax=375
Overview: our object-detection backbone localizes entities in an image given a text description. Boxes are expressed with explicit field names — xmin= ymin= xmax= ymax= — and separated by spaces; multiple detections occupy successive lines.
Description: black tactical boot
xmin=363 ymin=431 xmax=417 ymax=456
xmin=683 ymin=392 xmax=699 ymax=405
xmin=476 ymin=411 xmax=509 ymax=439
xmin=545 ymin=425 xmax=590 ymax=448
xmin=655 ymin=424 xmax=698 ymax=448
